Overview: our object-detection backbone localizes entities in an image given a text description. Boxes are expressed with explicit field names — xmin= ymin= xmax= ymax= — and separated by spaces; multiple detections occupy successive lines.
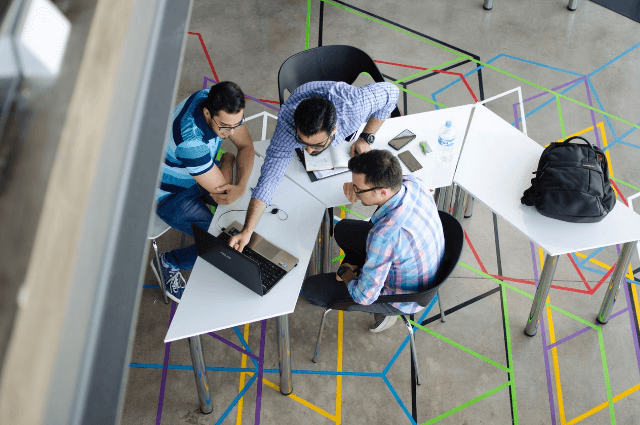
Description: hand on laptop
xmin=210 ymin=183 xmax=245 ymax=205
xmin=228 ymin=230 xmax=252 ymax=252
xmin=343 ymin=182 xmax=358 ymax=204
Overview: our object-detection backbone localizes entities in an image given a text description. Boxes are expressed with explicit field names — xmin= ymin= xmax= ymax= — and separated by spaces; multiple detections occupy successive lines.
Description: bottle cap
xmin=445 ymin=120 xmax=452 ymax=127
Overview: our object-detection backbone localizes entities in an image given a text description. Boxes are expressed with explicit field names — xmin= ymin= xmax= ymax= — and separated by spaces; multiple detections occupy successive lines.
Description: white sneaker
xmin=369 ymin=314 xmax=398 ymax=333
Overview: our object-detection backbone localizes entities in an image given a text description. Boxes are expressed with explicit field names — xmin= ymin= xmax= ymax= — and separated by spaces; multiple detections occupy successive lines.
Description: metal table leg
xmin=597 ymin=241 xmax=637 ymax=324
xmin=322 ymin=209 xmax=332 ymax=273
xmin=525 ymin=254 xmax=560 ymax=336
xmin=464 ymin=194 xmax=475 ymax=218
xmin=567 ymin=0 xmax=578 ymax=11
xmin=452 ymin=185 xmax=469 ymax=225
xmin=188 ymin=335 xmax=213 ymax=414
xmin=483 ymin=0 xmax=494 ymax=10
xmin=277 ymin=314 xmax=293 ymax=395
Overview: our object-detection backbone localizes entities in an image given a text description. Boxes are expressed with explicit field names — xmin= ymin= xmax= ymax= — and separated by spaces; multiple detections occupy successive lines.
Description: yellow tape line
xmin=566 ymin=382 xmax=640 ymax=425
xmin=235 ymin=323 xmax=251 ymax=425
xmin=261 ymin=378 xmax=337 ymax=421
xmin=335 ymin=310 xmax=343 ymax=424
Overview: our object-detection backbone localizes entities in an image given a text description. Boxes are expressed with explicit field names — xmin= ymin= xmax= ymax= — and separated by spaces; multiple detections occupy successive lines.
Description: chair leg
xmin=438 ymin=289 xmax=445 ymax=323
xmin=401 ymin=316 xmax=422 ymax=385
xmin=313 ymin=308 xmax=332 ymax=363
xmin=152 ymin=238 xmax=169 ymax=304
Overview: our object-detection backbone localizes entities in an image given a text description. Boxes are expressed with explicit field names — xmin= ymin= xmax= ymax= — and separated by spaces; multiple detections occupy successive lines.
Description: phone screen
xmin=398 ymin=151 xmax=423 ymax=172
xmin=388 ymin=129 xmax=416 ymax=150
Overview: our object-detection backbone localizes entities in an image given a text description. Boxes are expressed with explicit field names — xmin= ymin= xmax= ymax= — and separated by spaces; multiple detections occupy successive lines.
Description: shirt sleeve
xmin=174 ymin=126 xmax=213 ymax=176
xmin=252 ymin=119 xmax=296 ymax=205
xmin=363 ymin=82 xmax=400 ymax=120
xmin=347 ymin=230 xmax=394 ymax=305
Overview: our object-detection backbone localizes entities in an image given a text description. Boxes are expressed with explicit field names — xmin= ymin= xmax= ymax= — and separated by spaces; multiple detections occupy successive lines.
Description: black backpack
xmin=521 ymin=136 xmax=616 ymax=223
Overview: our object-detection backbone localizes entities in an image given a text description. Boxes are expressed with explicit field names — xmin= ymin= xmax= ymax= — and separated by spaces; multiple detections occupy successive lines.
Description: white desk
xmin=253 ymin=104 xmax=474 ymax=207
xmin=454 ymin=104 xmax=640 ymax=335
xmin=164 ymin=156 xmax=326 ymax=411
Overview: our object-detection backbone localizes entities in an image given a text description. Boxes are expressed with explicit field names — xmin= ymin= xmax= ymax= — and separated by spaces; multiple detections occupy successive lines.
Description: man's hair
xmin=348 ymin=150 xmax=403 ymax=191
xmin=293 ymin=96 xmax=337 ymax=137
xmin=201 ymin=81 xmax=246 ymax=115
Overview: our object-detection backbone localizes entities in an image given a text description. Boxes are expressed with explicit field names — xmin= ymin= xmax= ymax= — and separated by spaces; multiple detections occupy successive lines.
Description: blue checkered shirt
xmin=347 ymin=175 xmax=445 ymax=314
xmin=252 ymin=81 xmax=399 ymax=205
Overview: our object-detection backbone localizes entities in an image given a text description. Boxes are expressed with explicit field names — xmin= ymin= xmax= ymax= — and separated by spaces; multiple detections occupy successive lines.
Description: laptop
xmin=191 ymin=221 xmax=299 ymax=296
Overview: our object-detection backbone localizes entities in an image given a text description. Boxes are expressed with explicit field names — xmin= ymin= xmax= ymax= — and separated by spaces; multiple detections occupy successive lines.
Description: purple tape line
xmin=202 ymin=76 xmax=280 ymax=112
xmin=583 ymin=79 xmax=601 ymax=148
xmin=531 ymin=241 xmax=557 ymax=425
xmin=156 ymin=302 xmax=177 ymax=425
xmin=208 ymin=331 xmax=260 ymax=361
xmin=255 ymin=320 xmax=267 ymax=425
xmin=623 ymin=278 xmax=640 ymax=374
xmin=546 ymin=307 xmax=629 ymax=350
xmin=513 ymin=103 xmax=520 ymax=131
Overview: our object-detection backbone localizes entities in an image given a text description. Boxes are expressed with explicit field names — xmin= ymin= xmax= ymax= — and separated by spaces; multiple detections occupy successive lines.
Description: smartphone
xmin=398 ymin=150 xmax=423 ymax=172
xmin=388 ymin=129 xmax=416 ymax=150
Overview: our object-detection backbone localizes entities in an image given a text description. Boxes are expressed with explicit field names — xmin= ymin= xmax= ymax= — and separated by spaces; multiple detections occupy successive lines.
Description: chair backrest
xmin=277 ymin=45 xmax=401 ymax=117
xmin=329 ymin=211 xmax=464 ymax=310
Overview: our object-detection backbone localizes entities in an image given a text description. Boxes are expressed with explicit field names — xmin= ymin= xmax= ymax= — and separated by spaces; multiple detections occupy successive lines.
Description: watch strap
xmin=359 ymin=132 xmax=375 ymax=145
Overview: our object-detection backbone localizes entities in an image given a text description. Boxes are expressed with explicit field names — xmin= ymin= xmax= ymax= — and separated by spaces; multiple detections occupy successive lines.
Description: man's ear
xmin=202 ymin=106 xmax=210 ymax=119
xmin=332 ymin=125 xmax=338 ymax=136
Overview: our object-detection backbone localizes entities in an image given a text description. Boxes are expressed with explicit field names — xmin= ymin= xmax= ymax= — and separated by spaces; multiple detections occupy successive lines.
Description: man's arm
xmin=210 ymin=126 xmax=254 ymax=205
xmin=346 ymin=231 xmax=393 ymax=305
xmin=350 ymin=82 xmax=400 ymax=156
xmin=228 ymin=197 xmax=266 ymax=252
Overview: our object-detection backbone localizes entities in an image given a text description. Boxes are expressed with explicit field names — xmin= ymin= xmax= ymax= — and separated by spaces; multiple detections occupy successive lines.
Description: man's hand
xmin=210 ymin=183 xmax=245 ymax=205
xmin=343 ymin=182 xmax=357 ymax=204
xmin=336 ymin=263 xmax=359 ymax=282
xmin=350 ymin=139 xmax=371 ymax=157
xmin=228 ymin=230 xmax=252 ymax=252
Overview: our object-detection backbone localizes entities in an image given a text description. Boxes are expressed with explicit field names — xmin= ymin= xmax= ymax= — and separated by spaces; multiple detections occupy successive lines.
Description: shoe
xmin=151 ymin=255 xmax=186 ymax=303
xmin=369 ymin=314 xmax=398 ymax=333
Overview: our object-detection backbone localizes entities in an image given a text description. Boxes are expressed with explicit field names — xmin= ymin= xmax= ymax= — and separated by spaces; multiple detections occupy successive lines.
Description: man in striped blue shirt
xmin=152 ymin=81 xmax=254 ymax=302
xmin=302 ymin=150 xmax=445 ymax=332
xmin=227 ymin=81 xmax=399 ymax=252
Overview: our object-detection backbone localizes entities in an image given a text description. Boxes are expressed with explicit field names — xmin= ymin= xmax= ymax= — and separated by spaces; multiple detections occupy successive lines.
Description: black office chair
xmin=277 ymin=44 xmax=401 ymax=118
xmin=311 ymin=211 xmax=464 ymax=385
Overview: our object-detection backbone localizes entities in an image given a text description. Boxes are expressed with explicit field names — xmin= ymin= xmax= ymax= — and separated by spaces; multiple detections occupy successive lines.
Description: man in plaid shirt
xmin=227 ymin=81 xmax=399 ymax=252
xmin=302 ymin=150 xmax=445 ymax=332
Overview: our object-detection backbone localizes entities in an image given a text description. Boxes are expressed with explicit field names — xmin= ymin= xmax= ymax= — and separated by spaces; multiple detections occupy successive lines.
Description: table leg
xmin=483 ymin=0 xmax=494 ymax=10
xmin=277 ymin=314 xmax=293 ymax=395
xmin=525 ymin=254 xmax=560 ymax=337
xmin=567 ymin=0 xmax=578 ymax=11
xmin=452 ymin=185 xmax=469 ymax=225
xmin=464 ymin=194 xmax=475 ymax=218
xmin=322 ymin=209 xmax=332 ymax=273
xmin=597 ymin=241 xmax=637 ymax=324
xmin=188 ymin=335 xmax=213 ymax=414
xmin=435 ymin=184 xmax=454 ymax=213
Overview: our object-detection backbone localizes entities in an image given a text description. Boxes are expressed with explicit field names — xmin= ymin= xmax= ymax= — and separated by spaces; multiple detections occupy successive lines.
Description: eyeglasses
xmin=294 ymin=131 xmax=334 ymax=155
xmin=353 ymin=185 xmax=383 ymax=195
xmin=212 ymin=115 xmax=245 ymax=133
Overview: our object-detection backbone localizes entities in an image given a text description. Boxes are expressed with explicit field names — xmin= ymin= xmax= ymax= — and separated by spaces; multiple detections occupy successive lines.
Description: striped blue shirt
xmin=156 ymin=89 xmax=222 ymax=203
xmin=347 ymin=175 xmax=445 ymax=314
xmin=252 ymin=81 xmax=399 ymax=205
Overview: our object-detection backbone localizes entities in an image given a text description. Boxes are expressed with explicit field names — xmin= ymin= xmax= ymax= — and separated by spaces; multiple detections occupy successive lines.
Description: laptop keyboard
xmin=217 ymin=231 xmax=287 ymax=292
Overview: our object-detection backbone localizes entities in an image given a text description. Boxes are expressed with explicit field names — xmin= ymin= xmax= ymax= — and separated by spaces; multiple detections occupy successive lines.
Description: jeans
xmin=155 ymin=184 xmax=215 ymax=270
xmin=301 ymin=219 xmax=403 ymax=315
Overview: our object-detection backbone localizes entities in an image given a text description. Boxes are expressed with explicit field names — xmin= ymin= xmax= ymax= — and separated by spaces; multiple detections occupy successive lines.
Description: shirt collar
xmin=195 ymin=101 xmax=218 ymax=140
xmin=371 ymin=184 xmax=407 ymax=224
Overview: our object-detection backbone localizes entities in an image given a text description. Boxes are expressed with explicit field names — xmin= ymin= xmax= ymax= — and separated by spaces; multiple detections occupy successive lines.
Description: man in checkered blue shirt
xmin=301 ymin=150 xmax=445 ymax=333
xmin=227 ymin=81 xmax=399 ymax=252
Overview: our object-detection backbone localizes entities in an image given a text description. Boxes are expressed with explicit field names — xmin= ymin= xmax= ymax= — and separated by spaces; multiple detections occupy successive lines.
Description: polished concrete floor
xmin=122 ymin=1 xmax=640 ymax=424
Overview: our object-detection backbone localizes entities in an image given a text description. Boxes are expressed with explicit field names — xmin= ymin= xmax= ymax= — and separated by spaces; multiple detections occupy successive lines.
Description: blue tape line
xmin=611 ymin=140 xmax=640 ymax=151
xmin=232 ymin=326 xmax=259 ymax=368
xmin=262 ymin=368 xmax=381 ymax=377
xmin=588 ymin=40 xmax=640 ymax=77
xmin=579 ymin=247 xmax=606 ymax=265
xmin=586 ymin=77 xmax=617 ymax=140
xmin=143 ymin=284 xmax=160 ymax=289
xmin=215 ymin=373 xmax=258 ymax=425
xmin=383 ymin=375 xmax=417 ymax=425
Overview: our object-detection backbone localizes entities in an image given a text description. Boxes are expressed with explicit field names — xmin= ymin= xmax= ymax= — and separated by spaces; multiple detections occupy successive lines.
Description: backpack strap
xmin=521 ymin=173 xmax=538 ymax=206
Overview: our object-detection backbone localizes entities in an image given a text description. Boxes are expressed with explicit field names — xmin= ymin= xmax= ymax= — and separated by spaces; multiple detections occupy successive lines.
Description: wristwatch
xmin=337 ymin=264 xmax=359 ymax=281
xmin=358 ymin=132 xmax=375 ymax=145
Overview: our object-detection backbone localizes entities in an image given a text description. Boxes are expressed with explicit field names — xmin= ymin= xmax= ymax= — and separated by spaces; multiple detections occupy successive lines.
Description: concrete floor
xmin=122 ymin=1 xmax=640 ymax=424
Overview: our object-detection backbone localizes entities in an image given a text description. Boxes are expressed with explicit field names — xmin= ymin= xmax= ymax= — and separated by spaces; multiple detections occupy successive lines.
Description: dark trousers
xmin=301 ymin=219 xmax=403 ymax=315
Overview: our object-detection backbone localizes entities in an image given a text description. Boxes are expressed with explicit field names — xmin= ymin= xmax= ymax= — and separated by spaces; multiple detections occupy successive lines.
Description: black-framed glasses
xmin=353 ymin=185 xmax=383 ymax=195
xmin=294 ymin=131 xmax=334 ymax=155
xmin=212 ymin=115 xmax=245 ymax=133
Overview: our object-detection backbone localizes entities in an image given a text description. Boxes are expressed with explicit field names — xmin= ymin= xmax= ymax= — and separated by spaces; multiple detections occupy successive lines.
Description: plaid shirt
xmin=252 ymin=81 xmax=399 ymax=205
xmin=347 ymin=175 xmax=445 ymax=314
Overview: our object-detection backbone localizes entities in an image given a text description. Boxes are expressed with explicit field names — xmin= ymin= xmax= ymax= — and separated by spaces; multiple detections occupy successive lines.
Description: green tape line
xmin=332 ymin=254 xmax=345 ymax=263
xmin=556 ymin=96 xmax=565 ymax=140
xmin=336 ymin=205 xmax=367 ymax=220
xmin=305 ymin=0 xmax=311 ymax=50
xmin=610 ymin=177 xmax=640 ymax=193
xmin=599 ymin=330 xmax=616 ymax=424
xmin=320 ymin=0 xmax=640 ymax=131
xmin=409 ymin=319 xmax=509 ymax=373
xmin=421 ymin=381 xmax=511 ymax=425
xmin=501 ymin=286 xmax=518 ymax=424
xmin=396 ymin=85 xmax=448 ymax=109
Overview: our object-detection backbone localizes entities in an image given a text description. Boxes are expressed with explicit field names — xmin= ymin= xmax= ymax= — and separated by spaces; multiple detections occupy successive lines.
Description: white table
xmin=164 ymin=157 xmax=326 ymax=412
xmin=454 ymin=104 xmax=640 ymax=335
xmin=253 ymin=104 xmax=474 ymax=208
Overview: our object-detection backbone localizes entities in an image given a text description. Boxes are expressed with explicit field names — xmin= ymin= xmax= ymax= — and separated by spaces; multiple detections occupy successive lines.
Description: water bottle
xmin=437 ymin=120 xmax=457 ymax=163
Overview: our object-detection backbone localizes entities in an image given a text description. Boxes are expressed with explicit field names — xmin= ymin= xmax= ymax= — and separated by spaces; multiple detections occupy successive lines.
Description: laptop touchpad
xmin=254 ymin=240 xmax=280 ymax=260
